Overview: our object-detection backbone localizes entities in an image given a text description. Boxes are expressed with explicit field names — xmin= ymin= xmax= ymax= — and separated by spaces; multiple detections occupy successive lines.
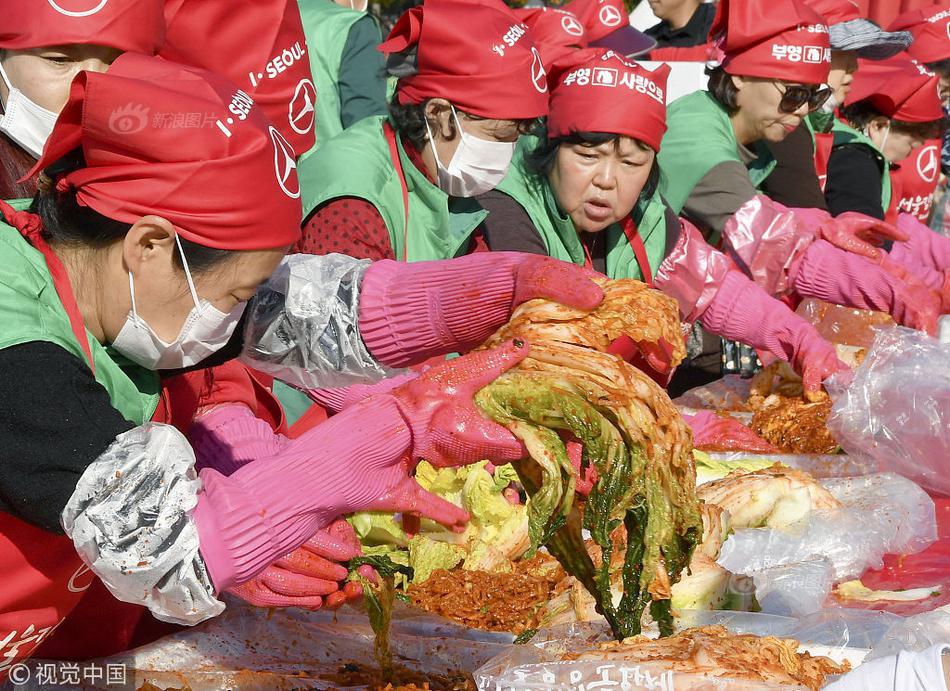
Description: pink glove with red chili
xmin=792 ymin=239 xmax=940 ymax=335
xmin=889 ymin=213 xmax=950 ymax=310
xmin=193 ymin=341 xmax=528 ymax=592
xmin=700 ymin=270 xmax=848 ymax=394
xmin=818 ymin=211 xmax=909 ymax=261
xmin=359 ymin=253 xmax=603 ymax=367
xmin=229 ymin=520 xmax=371 ymax=610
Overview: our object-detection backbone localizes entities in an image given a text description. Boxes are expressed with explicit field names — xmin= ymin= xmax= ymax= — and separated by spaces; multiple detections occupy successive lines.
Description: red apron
xmin=0 ymin=203 xmax=293 ymax=671
xmin=890 ymin=139 xmax=941 ymax=223
xmin=0 ymin=203 xmax=136 ymax=676
xmin=813 ymin=131 xmax=834 ymax=192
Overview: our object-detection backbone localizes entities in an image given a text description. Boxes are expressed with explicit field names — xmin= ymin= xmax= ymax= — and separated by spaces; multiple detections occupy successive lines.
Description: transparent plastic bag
xmin=673 ymin=375 xmax=753 ymax=412
xmin=827 ymin=327 xmax=950 ymax=496
xmin=473 ymin=611 xmax=862 ymax=691
xmin=717 ymin=474 xmax=936 ymax=616
xmin=22 ymin=596 xmax=511 ymax=690
xmin=795 ymin=298 xmax=895 ymax=350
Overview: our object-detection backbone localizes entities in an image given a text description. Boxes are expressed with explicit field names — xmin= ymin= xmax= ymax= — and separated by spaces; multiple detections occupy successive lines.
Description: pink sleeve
xmin=654 ymin=218 xmax=734 ymax=323
xmin=720 ymin=195 xmax=820 ymax=297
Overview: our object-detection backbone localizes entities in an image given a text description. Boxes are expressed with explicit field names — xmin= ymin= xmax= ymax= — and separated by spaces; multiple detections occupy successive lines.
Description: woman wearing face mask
xmin=478 ymin=49 xmax=845 ymax=394
xmin=827 ymin=56 xmax=946 ymax=221
xmin=0 ymin=0 xmax=363 ymax=631
xmin=0 ymin=1 xmax=164 ymax=199
xmin=762 ymin=0 xmax=912 ymax=210
xmin=294 ymin=0 xmax=549 ymax=262
xmin=657 ymin=0 xmax=941 ymax=335
xmin=827 ymin=55 xmax=950 ymax=310
xmin=0 ymin=53 xmax=602 ymax=675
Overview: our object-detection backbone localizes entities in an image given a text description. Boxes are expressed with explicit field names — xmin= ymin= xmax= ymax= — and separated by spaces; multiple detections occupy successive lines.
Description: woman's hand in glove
xmin=818 ymin=212 xmax=909 ymax=261
xmin=389 ymin=339 xmax=530 ymax=468
xmin=228 ymin=519 xmax=368 ymax=609
xmin=359 ymin=253 xmax=604 ymax=367
xmin=791 ymin=333 xmax=849 ymax=398
xmin=193 ymin=341 xmax=528 ymax=592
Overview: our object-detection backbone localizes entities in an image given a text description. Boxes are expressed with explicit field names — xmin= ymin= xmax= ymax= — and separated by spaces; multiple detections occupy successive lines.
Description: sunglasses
xmin=771 ymin=81 xmax=833 ymax=114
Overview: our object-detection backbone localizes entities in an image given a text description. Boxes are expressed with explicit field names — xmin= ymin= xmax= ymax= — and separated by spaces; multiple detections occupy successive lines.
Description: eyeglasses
xmin=771 ymin=81 xmax=833 ymax=114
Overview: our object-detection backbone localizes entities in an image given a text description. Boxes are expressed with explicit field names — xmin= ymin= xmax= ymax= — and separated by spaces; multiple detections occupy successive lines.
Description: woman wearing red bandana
xmin=294 ymin=0 xmax=550 ymax=262
xmin=831 ymin=56 xmax=950 ymax=310
xmin=0 ymin=0 xmax=365 ymax=641
xmin=0 ymin=53 xmax=603 ymax=678
xmin=0 ymin=0 xmax=164 ymax=200
xmin=657 ymin=0 xmax=941 ymax=337
xmin=476 ymin=49 xmax=846 ymax=396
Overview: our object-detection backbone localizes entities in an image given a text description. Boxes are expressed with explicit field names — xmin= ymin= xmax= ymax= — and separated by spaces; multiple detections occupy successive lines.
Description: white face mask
xmin=819 ymin=92 xmax=838 ymax=115
xmin=111 ymin=235 xmax=246 ymax=370
xmin=424 ymin=105 xmax=516 ymax=198
xmin=0 ymin=62 xmax=58 ymax=159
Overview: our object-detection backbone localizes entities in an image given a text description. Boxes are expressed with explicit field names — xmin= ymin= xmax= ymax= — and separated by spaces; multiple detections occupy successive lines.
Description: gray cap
xmin=829 ymin=18 xmax=913 ymax=60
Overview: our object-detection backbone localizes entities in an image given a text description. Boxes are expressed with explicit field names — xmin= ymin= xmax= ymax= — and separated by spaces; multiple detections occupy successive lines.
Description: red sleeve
xmin=296 ymin=197 xmax=396 ymax=261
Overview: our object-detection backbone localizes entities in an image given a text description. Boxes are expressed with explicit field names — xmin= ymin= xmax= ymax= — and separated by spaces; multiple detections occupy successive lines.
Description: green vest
xmin=0 ymin=199 xmax=159 ymax=426
xmin=296 ymin=0 xmax=365 ymax=160
xmin=830 ymin=120 xmax=891 ymax=212
xmin=658 ymin=90 xmax=776 ymax=217
xmin=494 ymin=135 xmax=670 ymax=281
xmin=298 ymin=115 xmax=486 ymax=261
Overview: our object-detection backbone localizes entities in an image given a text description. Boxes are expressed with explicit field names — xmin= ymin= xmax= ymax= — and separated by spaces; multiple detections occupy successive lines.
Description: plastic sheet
xmin=20 ymin=596 xmax=512 ymax=690
xmin=673 ymin=374 xmax=754 ymax=412
xmin=795 ymin=298 xmax=894 ymax=350
xmin=684 ymin=410 xmax=777 ymax=453
xmin=473 ymin=610 xmax=868 ymax=691
xmin=826 ymin=327 xmax=950 ymax=497
xmin=717 ymin=473 xmax=936 ymax=617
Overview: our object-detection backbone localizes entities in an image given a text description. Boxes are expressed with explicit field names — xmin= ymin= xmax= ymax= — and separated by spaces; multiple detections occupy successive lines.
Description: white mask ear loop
xmin=174 ymin=233 xmax=201 ymax=310
xmin=127 ymin=271 xmax=140 ymax=321
xmin=0 ymin=62 xmax=14 ymax=110
xmin=423 ymin=110 xmax=450 ymax=172
xmin=880 ymin=122 xmax=891 ymax=154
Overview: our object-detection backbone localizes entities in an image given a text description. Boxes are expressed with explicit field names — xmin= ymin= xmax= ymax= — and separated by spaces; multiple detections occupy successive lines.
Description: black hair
xmin=839 ymin=101 xmax=948 ymax=142
xmin=387 ymin=94 xmax=542 ymax=151
xmin=31 ymin=152 xmax=234 ymax=275
xmin=524 ymin=130 xmax=661 ymax=202
xmin=925 ymin=58 xmax=950 ymax=78
xmin=706 ymin=66 xmax=740 ymax=115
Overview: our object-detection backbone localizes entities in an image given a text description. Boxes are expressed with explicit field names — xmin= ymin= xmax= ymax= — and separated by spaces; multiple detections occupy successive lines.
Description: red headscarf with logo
xmin=27 ymin=53 xmax=302 ymax=250
xmin=547 ymin=49 xmax=670 ymax=152
xmin=514 ymin=7 xmax=588 ymax=66
xmin=804 ymin=0 xmax=862 ymax=24
xmin=845 ymin=55 xmax=944 ymax=121
xmin=711 ymin=0 xmax=832 ymax=84
xmin=562 ymin=0 xmax=655 ymax=56
xmin=160 ymin=0 xmax=315 ymax=157
xmin=379 ymin=0 xmax=549 ymax=120
xmin=889 ymin=4 xmax=950 ymax=63
xmin=0 ymin=0 xmax=165 ymax=54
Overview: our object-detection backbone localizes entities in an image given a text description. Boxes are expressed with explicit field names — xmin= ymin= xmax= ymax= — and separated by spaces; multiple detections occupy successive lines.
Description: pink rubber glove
xmin=359 ymin=253 xmax=603 ymax=367
xmin=818 ymin=211 xmax=909 ymax=261
xmin=387 ymin=339 xmax=530 ymax=468
xmin=229 ymin=520 xmax=369 ymax=610
xmin=700 ymin=270 xmax=848 ymax=394
xmin=683 ymin=411 xmax=778 ymax=453
xmin=888 ymin=213 xmax=950 ymax=294
xmin=308 ymin=371 xmax=418 ymax=414
xmin=189 ymin=404 xmax=283 ymax=476
xmin=792 ymin=239 xmax=940 ymax=335
xmin=193 ymin=341 xmax=527 ymax=592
